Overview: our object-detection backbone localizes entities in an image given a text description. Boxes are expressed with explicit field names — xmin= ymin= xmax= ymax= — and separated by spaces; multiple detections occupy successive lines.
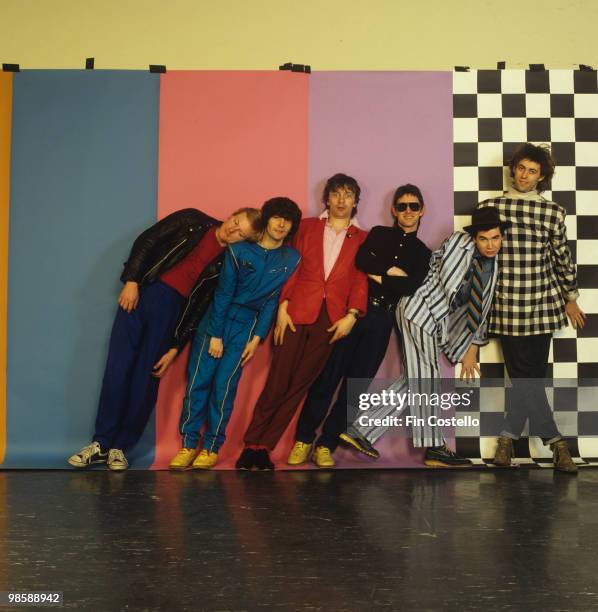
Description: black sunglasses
xmin=394 ymin=202 xmax=422 ymax=212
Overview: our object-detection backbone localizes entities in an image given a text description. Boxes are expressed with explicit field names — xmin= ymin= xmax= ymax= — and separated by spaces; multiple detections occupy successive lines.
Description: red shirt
xmin=160 ymin=227 xmax=224 ymax=298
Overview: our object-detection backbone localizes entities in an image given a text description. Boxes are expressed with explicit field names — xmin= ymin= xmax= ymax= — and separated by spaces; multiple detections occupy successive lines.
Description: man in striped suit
xmin=341 ymin=207 xmax=508 ymax=467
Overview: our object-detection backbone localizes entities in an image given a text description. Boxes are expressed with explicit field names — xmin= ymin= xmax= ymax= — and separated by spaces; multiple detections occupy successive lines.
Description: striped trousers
xmin=351 ymin=297 xmax=446 ymax=448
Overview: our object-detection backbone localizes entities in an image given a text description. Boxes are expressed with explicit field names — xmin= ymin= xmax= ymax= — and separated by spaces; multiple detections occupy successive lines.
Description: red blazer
xmin=280 ymin=217 xmax=368 ymax=325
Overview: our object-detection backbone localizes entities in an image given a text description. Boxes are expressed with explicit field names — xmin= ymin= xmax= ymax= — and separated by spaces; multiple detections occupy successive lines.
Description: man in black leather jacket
xmin=68 ymin=206 xmax=260 ymax=471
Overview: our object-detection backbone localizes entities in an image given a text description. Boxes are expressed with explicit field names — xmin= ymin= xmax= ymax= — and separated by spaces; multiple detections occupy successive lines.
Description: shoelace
xmin=79 ymin=443 xmax=99 ymax=460
xmin=109 ymin=449 xmax=125 ymax=463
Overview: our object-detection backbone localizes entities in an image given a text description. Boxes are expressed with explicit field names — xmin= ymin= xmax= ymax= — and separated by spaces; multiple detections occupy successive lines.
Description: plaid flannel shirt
xmin=477 ymin=195 xmax=578 ymax=336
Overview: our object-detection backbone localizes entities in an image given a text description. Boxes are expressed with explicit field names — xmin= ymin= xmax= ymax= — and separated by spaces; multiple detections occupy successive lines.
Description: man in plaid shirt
xmin=477 ymin=143 xmax=585 ymax=473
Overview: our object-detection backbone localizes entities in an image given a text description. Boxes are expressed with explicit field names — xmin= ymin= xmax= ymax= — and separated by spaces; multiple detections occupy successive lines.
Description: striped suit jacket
xmin=402 ymin=231 xmax=499 ymax=364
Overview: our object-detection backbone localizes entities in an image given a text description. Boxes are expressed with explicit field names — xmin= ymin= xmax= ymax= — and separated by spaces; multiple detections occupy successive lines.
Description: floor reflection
xmin=0 ymin=469 xmax=597 ymax=610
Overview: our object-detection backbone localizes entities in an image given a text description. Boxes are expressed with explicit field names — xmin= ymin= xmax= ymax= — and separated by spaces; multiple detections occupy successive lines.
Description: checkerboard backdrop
xmin=452 ymin=69 xmax=598 ymax=466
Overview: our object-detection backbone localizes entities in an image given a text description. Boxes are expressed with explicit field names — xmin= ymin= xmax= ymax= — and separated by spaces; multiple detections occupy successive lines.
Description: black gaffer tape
xmin=279 ymin=62 xmax=311 ymax=73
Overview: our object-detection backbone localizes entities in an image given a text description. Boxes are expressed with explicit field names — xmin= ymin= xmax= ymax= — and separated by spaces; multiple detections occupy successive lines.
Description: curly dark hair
xmin=322 ymin=173 xmax=361 ymax=218
xmin=509 ymin=142 xmax=555 ymax=193
xmin=259 ymin=197 xmax=302 ymax=241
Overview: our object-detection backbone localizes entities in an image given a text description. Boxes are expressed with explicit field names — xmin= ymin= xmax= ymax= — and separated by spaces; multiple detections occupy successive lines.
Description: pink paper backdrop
xmin=153 ymin=71 xmax=309 ymax=468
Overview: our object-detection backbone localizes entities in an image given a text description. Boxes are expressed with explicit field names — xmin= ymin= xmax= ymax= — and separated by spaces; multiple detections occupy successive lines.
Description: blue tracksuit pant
xmin=179 ymin=304 xmax=258 ymax=452
xmin=94 ymin=281 xmax=184 ymax=451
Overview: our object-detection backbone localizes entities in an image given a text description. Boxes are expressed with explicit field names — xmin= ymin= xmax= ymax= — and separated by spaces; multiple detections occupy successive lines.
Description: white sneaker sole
xmin=67 ymin=456 xmax=107 ymax=468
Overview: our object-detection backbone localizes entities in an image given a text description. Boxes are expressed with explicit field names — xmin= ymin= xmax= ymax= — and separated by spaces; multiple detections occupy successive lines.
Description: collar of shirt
xmin=318 ymin=209 xmax=361 ymax=229
xmin=504 ymin=184 xmax=547 ymax=202
xmin=393 ymin=224 xmax=420 ymax=239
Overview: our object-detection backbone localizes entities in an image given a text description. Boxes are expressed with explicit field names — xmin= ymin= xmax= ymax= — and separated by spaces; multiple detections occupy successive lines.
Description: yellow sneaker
xmin=313 ymin=446 xmax=336 ymax=468
xmin=169 ymin=448 xmax=199 ymax=470
xmin=192 ymin=449 xmax=219 ymax=470
xmin=287 ymin=441 xmax=312 ymax=465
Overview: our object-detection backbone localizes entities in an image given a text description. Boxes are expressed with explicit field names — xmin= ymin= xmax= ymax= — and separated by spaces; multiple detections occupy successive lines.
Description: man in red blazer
xmin=236 ymin=173 xmax=369 ymax=469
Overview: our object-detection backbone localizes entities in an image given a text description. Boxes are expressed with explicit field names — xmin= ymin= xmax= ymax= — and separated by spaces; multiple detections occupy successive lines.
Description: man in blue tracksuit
xmin=169 ymin=197 xmax=302 ymax=470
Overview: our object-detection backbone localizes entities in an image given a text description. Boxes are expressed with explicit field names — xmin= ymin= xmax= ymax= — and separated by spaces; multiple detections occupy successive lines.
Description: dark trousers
xmin=243 ymin=304 xmax=333 ymax=450
xmin=499 ymin=334 xmax=561 ymax=444
xmin=295 ymin=301 xmax=396 ymax=451
xmin=94 ymin=281 xmax=184 ymax=451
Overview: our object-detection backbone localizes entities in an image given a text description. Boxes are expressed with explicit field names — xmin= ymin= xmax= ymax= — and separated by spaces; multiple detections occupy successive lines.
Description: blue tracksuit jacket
xmin=179 ymin=241 xmax=300 ymax=452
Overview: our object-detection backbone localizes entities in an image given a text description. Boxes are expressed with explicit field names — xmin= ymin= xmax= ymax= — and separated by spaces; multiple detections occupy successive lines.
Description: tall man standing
xmin=68 ymin=206 xmax=260 ymax=471
xmin=235 ymin=173 xmax=369 ymax=470
xmin=479 ymin=143 xmax=585 ymax=473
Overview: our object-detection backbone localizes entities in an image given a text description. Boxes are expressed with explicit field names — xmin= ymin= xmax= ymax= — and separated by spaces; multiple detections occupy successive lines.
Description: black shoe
xmin=235 ymin=448 xmax=257 ymax=470
xmin=339 ymin=432 xmax=380 ymax=459
xmin=424 ymin=444 xmax=472 ymax=468
xmin=254 ymin=449 xmax=275 ymax=471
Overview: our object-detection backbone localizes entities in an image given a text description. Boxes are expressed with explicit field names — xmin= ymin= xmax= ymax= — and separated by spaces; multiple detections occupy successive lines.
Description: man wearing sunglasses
xmin=287 ymin=184 xmax=431 ymax=468
xmin=342 ymin=207 xmax=508 ymax=467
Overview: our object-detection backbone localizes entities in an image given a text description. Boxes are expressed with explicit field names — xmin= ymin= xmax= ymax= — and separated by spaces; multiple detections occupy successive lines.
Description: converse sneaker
xmin=107 ymin=448 xmax=129 ymax=471
xmin=68 ymin=442 xmax=108 ymax=468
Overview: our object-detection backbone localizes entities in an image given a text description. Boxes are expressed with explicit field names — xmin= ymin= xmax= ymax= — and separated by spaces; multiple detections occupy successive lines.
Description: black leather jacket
xmin=120 ymin=207 xmax=224 ymax=350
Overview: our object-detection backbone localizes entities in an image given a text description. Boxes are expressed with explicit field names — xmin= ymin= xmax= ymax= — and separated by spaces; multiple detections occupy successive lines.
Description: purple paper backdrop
xmin=307 ymin=71 xmax=454 ymax=467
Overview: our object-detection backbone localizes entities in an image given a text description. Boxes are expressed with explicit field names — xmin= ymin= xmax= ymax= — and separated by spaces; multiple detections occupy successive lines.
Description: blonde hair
xmin=232 ymin=207 xmax=261 ymax=241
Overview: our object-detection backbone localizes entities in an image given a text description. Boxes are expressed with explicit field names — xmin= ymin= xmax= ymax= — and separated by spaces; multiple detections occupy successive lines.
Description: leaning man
xmin=68 ymin=206 xmax=260 ymax=470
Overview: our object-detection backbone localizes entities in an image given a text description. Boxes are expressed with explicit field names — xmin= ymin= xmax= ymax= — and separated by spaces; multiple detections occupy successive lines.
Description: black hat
xmin=463 ymin=207 xmax=511 ymax=235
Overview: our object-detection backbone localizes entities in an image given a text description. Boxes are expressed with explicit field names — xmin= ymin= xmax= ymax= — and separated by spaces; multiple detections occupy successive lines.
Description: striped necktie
xmin=465 ymin=258 xmax=484 ymax=333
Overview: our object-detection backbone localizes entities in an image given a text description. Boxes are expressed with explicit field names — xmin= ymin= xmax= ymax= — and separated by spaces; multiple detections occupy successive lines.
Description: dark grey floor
xmin=1 ymin=469 xmax=598 ymax=611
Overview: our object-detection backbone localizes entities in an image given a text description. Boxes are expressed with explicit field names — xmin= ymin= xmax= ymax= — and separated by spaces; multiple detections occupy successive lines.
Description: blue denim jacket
xmin=207 ymin=241 xmax=300 ymax=341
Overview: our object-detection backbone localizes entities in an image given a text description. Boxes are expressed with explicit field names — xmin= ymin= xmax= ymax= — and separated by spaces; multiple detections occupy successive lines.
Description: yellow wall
xmin=1 ymin=0 xmax=597 ymax=70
